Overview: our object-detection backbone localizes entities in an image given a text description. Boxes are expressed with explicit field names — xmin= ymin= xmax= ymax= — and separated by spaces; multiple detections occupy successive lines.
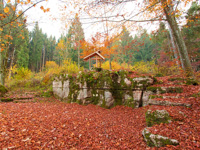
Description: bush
xmin=45 ymin=61 xmax=59 ymax=70
xmin=101 ymin=61 xmax=133 ymax=70
xmin=14 ymin=67 xmax=32 ymax=80
xmin=132 ymin=60 xmax=157 ymax=74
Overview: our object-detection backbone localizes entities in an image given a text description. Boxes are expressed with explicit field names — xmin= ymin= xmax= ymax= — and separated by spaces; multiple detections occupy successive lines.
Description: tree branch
xmin=1 ymin=0 xmax=46 ymax=28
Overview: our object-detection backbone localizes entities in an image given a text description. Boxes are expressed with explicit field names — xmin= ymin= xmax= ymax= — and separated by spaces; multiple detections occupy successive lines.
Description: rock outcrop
xmin=145 ymin=110 xmax=171 ymax=127
xmin=53 ymin=71 xmax=154 ymax=108
xmin=142 ymin=128 xmax=179 ymax=147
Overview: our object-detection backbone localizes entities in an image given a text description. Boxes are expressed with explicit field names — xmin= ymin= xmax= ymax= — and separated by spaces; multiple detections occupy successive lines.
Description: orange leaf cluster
xmin=40 ymin=6 xmax=50 ymax=13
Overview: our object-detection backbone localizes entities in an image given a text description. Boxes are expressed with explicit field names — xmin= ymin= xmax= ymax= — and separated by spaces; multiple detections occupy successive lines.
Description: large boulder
xmin=145 ymin=110 xmax=171 ymax=127
xmin=132 ymin=76 xmax=154 ymax=87
xmin=142 ymin=128 xmax=179 ymax=147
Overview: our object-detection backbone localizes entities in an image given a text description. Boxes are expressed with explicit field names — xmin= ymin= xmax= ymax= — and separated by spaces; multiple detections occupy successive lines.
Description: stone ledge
xmin=142 ymin=127 xmax=179 ymax=147
xmin=149 ymin=99 xmax=192 ymax=108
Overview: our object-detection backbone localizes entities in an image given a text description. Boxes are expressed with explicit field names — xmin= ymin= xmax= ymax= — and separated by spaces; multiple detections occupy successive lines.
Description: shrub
xmin=14 ymin=67 xmax=32 ymax=80
xmin=45 ymin=61 xmax=58 ymax=70
xmin=132 ymin=60 xmax=157 ymax=74
xmin=101 ymin=61 xmax=133 ymax=70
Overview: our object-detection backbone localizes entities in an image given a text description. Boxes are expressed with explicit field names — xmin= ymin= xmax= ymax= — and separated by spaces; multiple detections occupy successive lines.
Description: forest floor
xmin=0 ymin=76 xmax=199 ymax=149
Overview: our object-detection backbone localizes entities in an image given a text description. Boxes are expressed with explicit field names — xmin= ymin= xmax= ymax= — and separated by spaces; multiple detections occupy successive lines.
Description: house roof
xmin=83 ymin=50 xmax=105 ymax=61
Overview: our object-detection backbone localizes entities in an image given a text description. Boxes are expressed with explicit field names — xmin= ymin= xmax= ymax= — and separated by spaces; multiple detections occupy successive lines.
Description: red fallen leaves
xmin=0 ymin=102 xmax=148 ymax=149
xmin=0 ymin=99 xmax=199 ymax=149
xmin=0 ymin=77 xmax=199 ymax=149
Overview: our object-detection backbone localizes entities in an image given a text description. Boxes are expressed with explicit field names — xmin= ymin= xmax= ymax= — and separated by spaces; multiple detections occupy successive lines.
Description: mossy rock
xmin=147 ymin=87 xmax=183 ymax=94
xmin=145 ymin=110 xmax=171 ymax=127
xmin=1 ymin=98 xmax=13 ymax=102
xmin=142 ymin=128 xmax=179 ymax=147
xmin=186 ymin=78 xmax=198 ymax=86
xmin=124 ymin=98 xmax=136 ymax=108
xmin=0 ymin=84 xmax=8 ymax=97
xmin=149 ymin=95 xmax=163 ymax=99
xmin=191 ymin=91 xmax=200 ymax=98
xmin=146 ymin=87 xmax=164 ymax=93
xmin=168 ymin=77 xmax=185 ymax=82
xmin=165 ymin=87 xmax=183 ymax=93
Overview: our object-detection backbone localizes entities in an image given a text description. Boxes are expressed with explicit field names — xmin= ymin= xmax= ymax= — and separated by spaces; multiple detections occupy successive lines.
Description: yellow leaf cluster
xmin=45 ymin=61 xmax=58 ymax=70
xmin=101 ymin=61 xmax=133 ymax=70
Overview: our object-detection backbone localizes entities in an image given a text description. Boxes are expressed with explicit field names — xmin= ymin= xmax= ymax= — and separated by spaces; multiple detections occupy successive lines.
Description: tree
xmin=29 ymin=22 xmax=44 ymax=72
xmin=132 ymin=29 xmax=155 ymax=62
xmin=182 ymin=2 xmax=200 ymax=71
xmin=68 ymin=14 xmax=85 ymax=68
xmin=56 ymin=35 xmax=69 ymax=62
xmin=0 ymin=0 xmax=48 ymax=85
xmin=70 ymin=0 xmax=194 ymax=77
xmin=159 ymin=0 xmax=194 ymax=77
xmin=117 ymin=26 xmax=133 ymax=64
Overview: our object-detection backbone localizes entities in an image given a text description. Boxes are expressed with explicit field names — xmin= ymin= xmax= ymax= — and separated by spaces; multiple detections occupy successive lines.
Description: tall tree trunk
xmin=161 ymin=0 xmax=194 ymax=77
xmin=0 ymin=52 xmax=4 ymax=85
xmin=78 ymin=44 xmax=80 ymax=68
xmin=8 ymin=48 xmax=15 ymax=79
xmin=168 ymin=24 xmax=180 ymax=67
xmin=0 ymin=0 xmax=4 ymax=85
xmin=42 ymin=45 xmax=45 ymax=71
xmin=109 ymin=57 xmax=112 ymax=70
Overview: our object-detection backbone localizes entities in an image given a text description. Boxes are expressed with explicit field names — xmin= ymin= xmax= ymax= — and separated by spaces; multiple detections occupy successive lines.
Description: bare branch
xmin=1 ymin=0 xmax=46 ymax=28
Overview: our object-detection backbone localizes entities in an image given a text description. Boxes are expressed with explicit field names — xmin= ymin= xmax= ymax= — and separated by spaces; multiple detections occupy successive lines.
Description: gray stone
xmin=132 ymin=77 xmax=154 ymax=86
xmin=133 ymin=90 xmax=142 ymax=107
xmin=149 ymin=99 xmax=192 ymax=108
xmin=104 ymin=91 xmax=114 ymax=108
xmin=124 ymin=78 xmax=131 ymax=86
xmin=142 ymin=91 xmax=153 ymax=106
xmin=142 ymin=128 xmax=179 ymax=147
xmin=53 ymin=81 xmax=62 ymax=88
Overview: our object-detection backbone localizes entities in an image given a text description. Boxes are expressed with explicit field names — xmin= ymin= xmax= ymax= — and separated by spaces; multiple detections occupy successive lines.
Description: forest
xmin=0 ymin=0 xmax=199 ymax=88
xmin=0 ymin=0 xmax=199 ymax=149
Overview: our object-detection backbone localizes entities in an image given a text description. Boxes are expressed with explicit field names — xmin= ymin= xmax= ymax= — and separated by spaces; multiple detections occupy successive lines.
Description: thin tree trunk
xmin=161 ymin=0 xmax=194 ymax=77
xmin=42 ymin=45 xmax=45 ymax=70
xmin=0 ymin=52 xmax=4 ymax=85
xmin=78 ymin=44 xmax=80 ymax=68
xmin=175 ymin=41 xmax=184 ymax=69
xmin=0 ymin=0 xmax=4 ymax=85
xmin=168 ymin=23 xmax=180 ymax=67
xmin=109 ymin=57 xmax=112 ymax=70
xmin=8 ymin=48 xmax=15 ymax=79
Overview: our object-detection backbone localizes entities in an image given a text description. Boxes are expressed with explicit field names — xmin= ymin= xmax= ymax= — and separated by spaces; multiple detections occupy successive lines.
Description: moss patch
xmin=186 ymin=78 xmax=198 ymax=86
xmin=149 ymin=95 xmax=163 ymax=99
xmin=168 ymin=77 xmax=185 ymax=82
xmin=166 ymin=87 xmax=183 ymax=93
xmin=0 ymin=84 xmax=8 ymax=97
xmin=1 ymin=98 xmax=13 ymax=102
xmin=146 ymin=87 xmax=164 ymax=93
xmin=145 ymin=110 xmax=171 ymax=127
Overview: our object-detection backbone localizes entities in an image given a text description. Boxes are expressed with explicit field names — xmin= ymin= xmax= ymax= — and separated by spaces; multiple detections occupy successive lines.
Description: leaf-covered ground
xmin=0 ymin=76 xmax=199 ymax=149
